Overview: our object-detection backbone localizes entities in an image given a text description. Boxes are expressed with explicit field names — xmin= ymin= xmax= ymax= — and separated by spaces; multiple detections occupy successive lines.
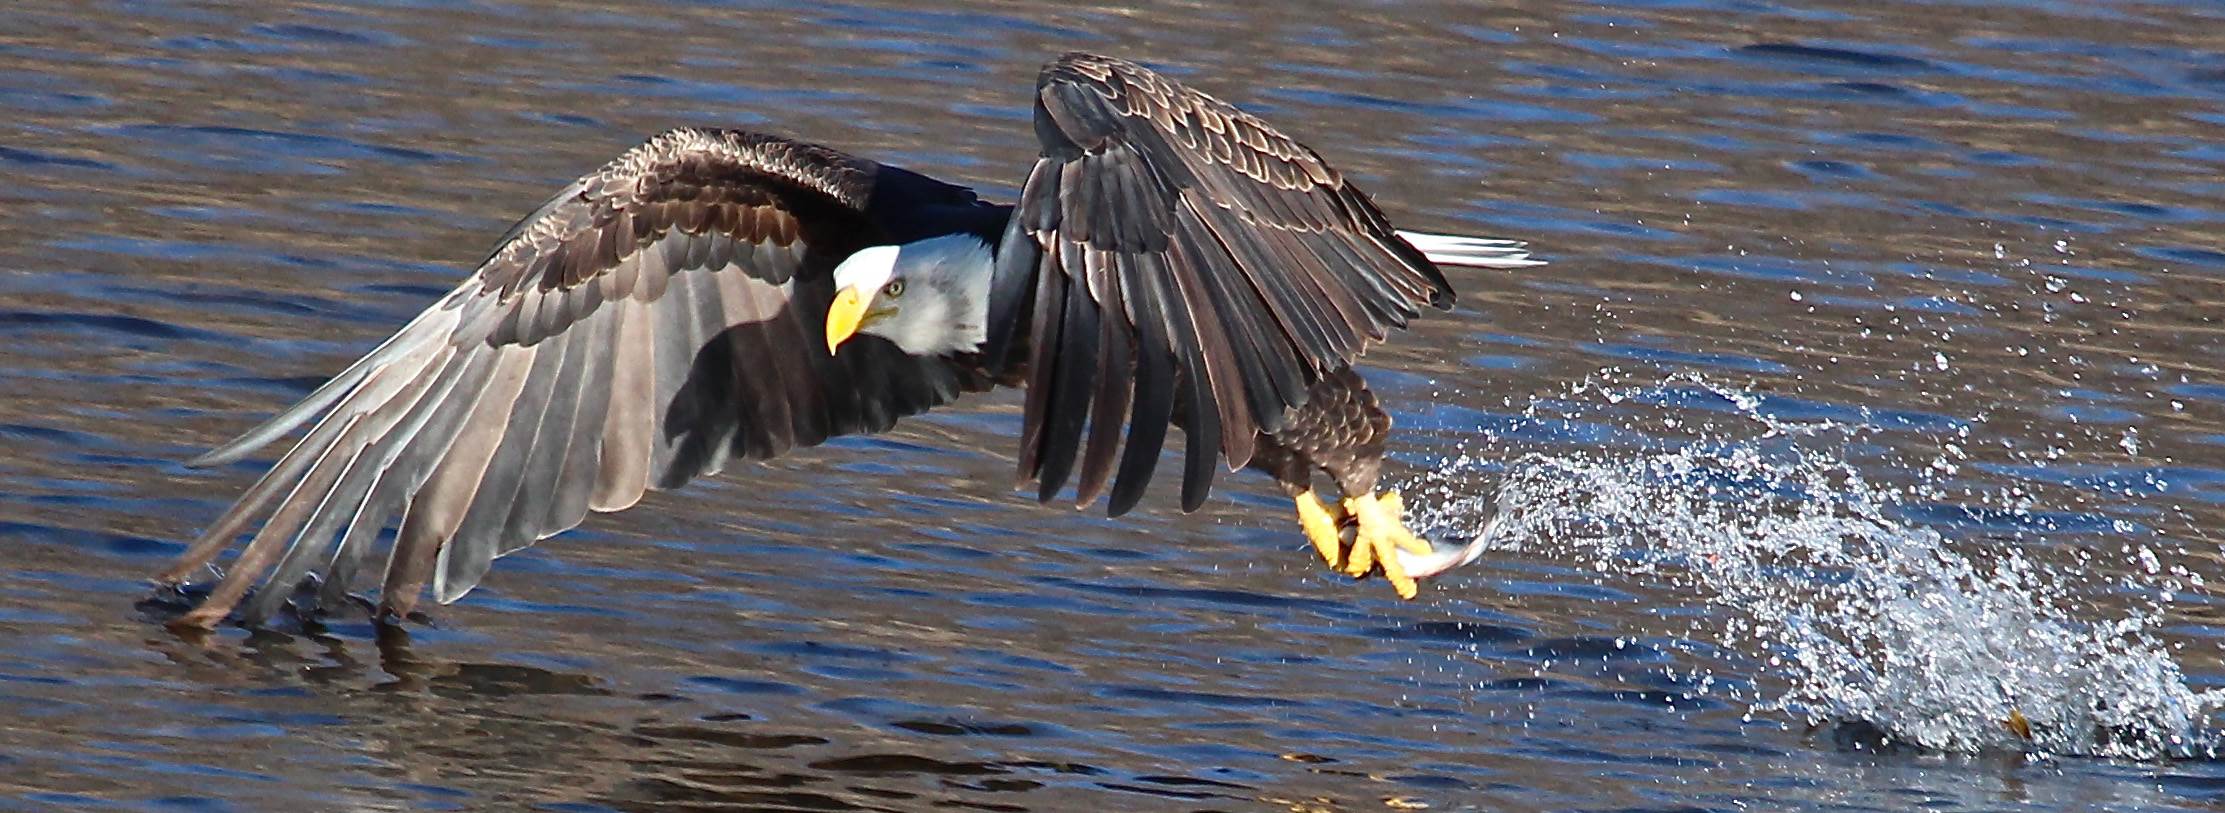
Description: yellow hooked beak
xmin=825 ymin=285 xmax=876 ymax=355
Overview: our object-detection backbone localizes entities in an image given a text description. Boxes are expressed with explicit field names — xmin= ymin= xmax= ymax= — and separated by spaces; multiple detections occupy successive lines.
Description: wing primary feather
xmin=187 ymin=367 xmax=365 ymax=469
xmin=1262 ymin=225 xmax=1370 ymax=355
xmin=1160 ymin=224 xmax=1256 ymax=469
xmin=1338 ymin=187 xmax=1453 ymax=307
xmin=238 ymin=342 xmax=458 ymax=623
xmin=321 ymin=468 xmax=399 ymax=611
xmin=384 ymin=343 xmax=513 ymax=498
xmin=1168 ymin=316 xmax=1221 ymax=512
xmin=161 ymin=321 xmax=452 ymax=582
xmin=546 ymin=304 xmax=618 ymax=529
xmin=696 ymin=271 xmax=761 ymax=465
xmin=1107 ymin=250 xmax=1177 ymax=515
xmin=1107 ymin=303 xmax=1172 ymax=515
xmin=312 ymin=340 xmax=491 ymax=610
xmin=1123 ymin=251 xmax=1219 ymax=512
xmin=650 ymin=269 xmax=716 ymax=482
xmin=1307 ymin=224 xmax=1411 ymax=331
xmin=707 ymin=270 xmax=760 ymax=463
xmin=1173 ymin=207 xmax=1302 ymax=437
xmin=237 ymin=432 xmax=376 ymax=625
xmin=1015 ymin=248 xmax=1068 ymax=482
xmin=438 ymin=327 xmax=571 ymax=602
xmin=984 ymin=162 xmax=1056 ymax=374
xmin=1033 ymin=250 xmax=1100 ymax=503
xmin=398 ymin=345 xmax=534 ymax=614
xmin=167 ymin=416 xmax=343 ymax=579
xmin=188 ymin=292 xmax=464 ymax=467
xmin=1059 ymin=160 xmax=1097 ymax=246
xmin=647 ymin=267 xmax=708 ymax=484
xmin=1195 ymin=205 xmax=1341 ymax=366
xmin=593 ymin=298 xmax=655 ymax=511
xmin=513 ymin=307 xmax=596 ymax=539
xmin=195 ymin=408 xmax=369 ymax=625
xmin=1102 ymin=151 xmax=1144 ymax=251
xmin=1071 ymin=276 xmax=1131 ymax=507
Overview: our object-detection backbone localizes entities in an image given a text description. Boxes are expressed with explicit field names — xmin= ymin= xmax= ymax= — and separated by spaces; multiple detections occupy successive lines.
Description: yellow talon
xmin=1342 ymin=491 xmax=1425 ymax=600
xmin=1294 ymin=489 xmax=1348 ymax=568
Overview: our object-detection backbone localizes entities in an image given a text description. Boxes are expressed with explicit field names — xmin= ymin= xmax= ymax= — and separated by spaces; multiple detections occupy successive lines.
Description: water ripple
xmin=6 ymin=0 xmax=2225 ymax=809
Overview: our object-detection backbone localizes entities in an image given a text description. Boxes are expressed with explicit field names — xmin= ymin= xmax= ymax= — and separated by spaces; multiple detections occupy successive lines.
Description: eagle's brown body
xmin=1249 ymin=368 xmax=1394 ymax=503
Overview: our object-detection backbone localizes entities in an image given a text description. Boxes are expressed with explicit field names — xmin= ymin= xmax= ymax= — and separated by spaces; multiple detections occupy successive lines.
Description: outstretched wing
xmin=167 ymin=128 xmax=994 ymax=625
xmin=984 ymin=53 xmax=1454 ymax=517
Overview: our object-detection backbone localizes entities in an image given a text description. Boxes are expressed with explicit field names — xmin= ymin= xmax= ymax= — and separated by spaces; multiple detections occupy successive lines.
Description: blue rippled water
xmin=3 ymin=0 xmax=2224 ymax=810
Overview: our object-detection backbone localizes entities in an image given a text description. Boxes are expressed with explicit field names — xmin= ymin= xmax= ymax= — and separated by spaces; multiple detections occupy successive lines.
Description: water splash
xmin=1415 ymin=374 xmax=2224 ymax=760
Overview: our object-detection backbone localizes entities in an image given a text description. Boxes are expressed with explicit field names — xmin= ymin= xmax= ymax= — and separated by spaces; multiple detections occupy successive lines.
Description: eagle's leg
xmin=1260 ymin=367 xmax=1431 ymax=599
xmin=1294 ymin=489 xmax=1348 ymax=568
xmin=1249 ymin=438 xmax=1350 ymax=568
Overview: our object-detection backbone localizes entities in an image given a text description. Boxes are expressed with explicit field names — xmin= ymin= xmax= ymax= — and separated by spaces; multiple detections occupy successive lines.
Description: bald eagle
xmin=160 ymin=53 xmax=1535 ymax=628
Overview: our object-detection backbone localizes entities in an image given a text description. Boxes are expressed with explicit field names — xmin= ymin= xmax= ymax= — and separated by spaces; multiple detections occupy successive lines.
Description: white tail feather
xmin=1395 ymin=230 xmax=1544 ymax=268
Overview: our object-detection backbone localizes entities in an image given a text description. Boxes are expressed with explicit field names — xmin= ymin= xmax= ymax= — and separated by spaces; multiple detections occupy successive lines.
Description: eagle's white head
xmin=825 ymin=234 xmax=994 ymax=357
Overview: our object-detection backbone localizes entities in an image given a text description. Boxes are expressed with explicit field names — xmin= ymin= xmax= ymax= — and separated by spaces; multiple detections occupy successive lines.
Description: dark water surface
xmin=6 ymin=1 xmax=2225 ymax=810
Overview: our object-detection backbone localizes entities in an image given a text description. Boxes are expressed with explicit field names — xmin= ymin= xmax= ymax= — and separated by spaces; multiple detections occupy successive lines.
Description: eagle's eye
xmin=883 ymin=280 xmax=905 ymax=298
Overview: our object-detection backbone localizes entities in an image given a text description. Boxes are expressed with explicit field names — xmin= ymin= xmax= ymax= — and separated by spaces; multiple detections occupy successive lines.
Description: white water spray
xmin=1413 ymin=374 xmax=2224 ymax=759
